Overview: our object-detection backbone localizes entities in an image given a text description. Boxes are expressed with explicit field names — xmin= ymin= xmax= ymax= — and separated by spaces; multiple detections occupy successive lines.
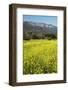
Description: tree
xmin=23 ymin=31 xmax=32 ymax=40
xmin=44 ymin=33 xmax=57 ymax=40
xmin=32 ymin=33 xmax=39 ymax=39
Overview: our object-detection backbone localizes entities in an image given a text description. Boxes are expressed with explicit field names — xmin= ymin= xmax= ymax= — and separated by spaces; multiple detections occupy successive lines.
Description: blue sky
xmin=23 ymin=15 xmax=57 ymax=26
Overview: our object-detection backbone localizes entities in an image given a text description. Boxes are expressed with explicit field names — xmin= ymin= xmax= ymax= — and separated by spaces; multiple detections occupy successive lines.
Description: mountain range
xmin=23 ymin=21 xmax=57 ymax=35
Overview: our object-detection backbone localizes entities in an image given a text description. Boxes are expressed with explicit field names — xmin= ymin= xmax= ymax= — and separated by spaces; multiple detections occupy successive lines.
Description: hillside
xmin=23 ymin=21 xmax=57 ymax=34
xmin=23 ymin=21 xmax=57 ymax=40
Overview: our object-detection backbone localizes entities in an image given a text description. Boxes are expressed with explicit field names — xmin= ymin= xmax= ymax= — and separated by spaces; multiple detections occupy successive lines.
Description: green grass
xmin=23 ymin=39 xmax=57 ymax=74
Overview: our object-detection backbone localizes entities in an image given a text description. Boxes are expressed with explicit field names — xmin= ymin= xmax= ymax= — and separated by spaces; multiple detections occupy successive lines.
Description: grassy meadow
xmin=23 ymin=39 xmax=57 ymax=74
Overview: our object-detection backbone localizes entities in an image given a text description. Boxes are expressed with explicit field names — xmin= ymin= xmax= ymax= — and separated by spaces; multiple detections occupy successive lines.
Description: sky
xmin=23 ymin=15 xmax=57 ymax=26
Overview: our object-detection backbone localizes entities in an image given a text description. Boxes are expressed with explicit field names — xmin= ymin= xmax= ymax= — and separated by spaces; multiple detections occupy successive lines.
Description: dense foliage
xmin=23 ymin=31 xmax=57 ymax=40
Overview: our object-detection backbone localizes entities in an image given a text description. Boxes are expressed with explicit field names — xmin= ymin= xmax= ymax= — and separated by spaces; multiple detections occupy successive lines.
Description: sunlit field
xmin=23 ymin=40 xmax=57 ymax=74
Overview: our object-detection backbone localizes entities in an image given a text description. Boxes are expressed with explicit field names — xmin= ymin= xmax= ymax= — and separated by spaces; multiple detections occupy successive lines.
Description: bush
xmin=32 ymin=34 xmax=39 ymax=39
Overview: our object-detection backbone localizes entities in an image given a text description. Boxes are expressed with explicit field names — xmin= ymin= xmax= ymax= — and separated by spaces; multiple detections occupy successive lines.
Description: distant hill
xmin=23 ymin=21 xmax=57 ymax=40
xmin=23 ymin=21 xmax=57 ymax=34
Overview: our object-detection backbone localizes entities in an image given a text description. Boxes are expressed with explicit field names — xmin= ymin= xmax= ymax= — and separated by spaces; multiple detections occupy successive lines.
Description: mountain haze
xmin=23 ymin=21 xmax=57 ymax=34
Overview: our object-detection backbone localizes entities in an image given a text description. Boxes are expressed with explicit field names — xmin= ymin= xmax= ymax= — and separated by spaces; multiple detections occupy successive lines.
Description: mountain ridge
xmin=23 ymin=21 xmax=57 ymax=34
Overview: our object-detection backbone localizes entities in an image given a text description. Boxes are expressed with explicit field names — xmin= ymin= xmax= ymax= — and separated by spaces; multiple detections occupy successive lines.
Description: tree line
xmin=23 ymin=31 xmax=57 ymax=40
